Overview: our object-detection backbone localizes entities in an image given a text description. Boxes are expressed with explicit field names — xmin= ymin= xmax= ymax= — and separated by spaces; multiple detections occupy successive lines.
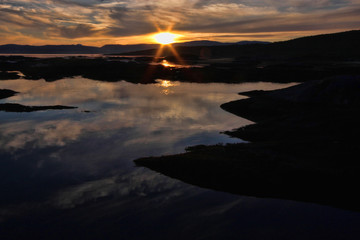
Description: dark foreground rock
xmin=0 ymin=89 xmax=18 ymax=99
xmin=1 ymin=54 xmax=360 ymax=84
xmin=0 ymin=103 xmax=77 ymax=112
xmin=0 ymin=89 xmax=76 ymax=112
xmin=0 ymin=71 xmax=20 ymax=80
xmin=135 ymin=76 xmax=360 ymax=211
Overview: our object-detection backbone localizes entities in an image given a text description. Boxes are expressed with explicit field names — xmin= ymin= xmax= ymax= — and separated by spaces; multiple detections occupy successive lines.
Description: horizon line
xmin=0 ymin=29 xmax=358 ymax=48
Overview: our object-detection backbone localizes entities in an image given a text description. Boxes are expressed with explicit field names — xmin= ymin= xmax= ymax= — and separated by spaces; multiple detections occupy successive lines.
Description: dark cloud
xmin=194 ymin=0 xmax=349 ymax=10
xmin=51 ymin=0 xmax=104 ymax=7
xmin=174 ymin=5 xmax=360 ymax=34
xmin=57 ymin=24 xmax=99 ymax=38
xmin=0 ymin=8 xmax=42 ymax=27
xmin=106 ymin=24 xmax=157 ymax=37
xmin=108 ymin=6 xmax=129 ymax=22
xmin=177 ymin=17 xmax=273 ymax=32
xmin=102 ymin=6 xmax=158 ymax=36
xmin=321 ymin=5 xmax=360 ymax=18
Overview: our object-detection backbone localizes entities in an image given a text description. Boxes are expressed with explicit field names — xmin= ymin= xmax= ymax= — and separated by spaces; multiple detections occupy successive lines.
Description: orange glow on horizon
xmin=1 ymin=29 xmax=351 ymax=47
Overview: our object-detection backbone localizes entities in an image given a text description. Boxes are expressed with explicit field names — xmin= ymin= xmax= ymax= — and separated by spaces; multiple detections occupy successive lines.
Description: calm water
xmin=1 ymin=77 xmax=360 ymax=239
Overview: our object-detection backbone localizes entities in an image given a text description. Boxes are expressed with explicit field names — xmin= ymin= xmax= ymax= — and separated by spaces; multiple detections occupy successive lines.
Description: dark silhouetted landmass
xmin=0 ymin=41 xmax=270 ymax=54
xmin=1 ymin=54 xmax=358 ymax=83
xmin=101 ymin=41 xmax=269 ymax=53
xmin=0 ymin=30 xmax=359 ymax=83
xmin=0 ymin=43 xmax=161 ymax=54
xmin=0 ymin=30 xmax=358 ymax=59
xmin=0 ymin=89 xmax=18 ymax=99
xmin=236 ymin=41 xmax=270 ymax=45
xmin=0 ymin=88 xmax=77 ymax=112
xmin=0 ymin=103 xmax=77 ymax=112
xmin=0 ymin=71 xmax=21 ymax=80
xmin=175 ymin=40 xmax=269 ymax=47
xmin=177 ymin=40 xmax=225 ymax=47
xmin=0 ymin=56 xmax=175 ymax=82
xmin=135 ymin=76 xmax=360 ymax=211
xmin=122 ymin=30 xmax=360 ymax=61
xmin=0 ymin=44 xmax=100 ymax=54
xmin=100 ymin=44 xmax=158 ymax=54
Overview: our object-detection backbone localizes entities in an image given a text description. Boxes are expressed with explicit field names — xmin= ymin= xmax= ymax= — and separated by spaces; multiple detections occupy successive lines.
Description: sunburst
xmin=153 ymin=32 xmax=178 ymax=45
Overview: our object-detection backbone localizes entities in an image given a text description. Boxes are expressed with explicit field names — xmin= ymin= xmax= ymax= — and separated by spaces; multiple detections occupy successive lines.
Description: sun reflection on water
xmin=159 ymin=59 xmax=206 ymax=69
xmin=156 ymin=79 xmax=180 ymax=95
xmin=161 ymin=89 xmax=171 ymax=95
xmin=161 ymin=60 xmax=175 ymax=68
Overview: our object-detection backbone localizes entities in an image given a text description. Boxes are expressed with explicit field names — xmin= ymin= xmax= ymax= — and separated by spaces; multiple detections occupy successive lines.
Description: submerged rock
xmin=0 ymin=103 xmax=77 ymax=112
xmin=0 ymin=89 xmax=18 ymax=99
xmin=0 ymin=71 xmax=20 ymax=80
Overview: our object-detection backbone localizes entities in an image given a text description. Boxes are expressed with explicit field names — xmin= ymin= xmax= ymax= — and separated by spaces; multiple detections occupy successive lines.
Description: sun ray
xmin=142 ymin=28 xmax=186 ymax=82
xmin=168 ymin=44 xmax=185 ymax=65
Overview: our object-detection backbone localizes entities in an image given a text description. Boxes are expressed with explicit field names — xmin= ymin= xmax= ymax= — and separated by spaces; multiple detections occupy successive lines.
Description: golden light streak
xmin=142 ymin=28 xmax=185 ymax=82
xmin=167 ymin=44 xmax=186 ymax=65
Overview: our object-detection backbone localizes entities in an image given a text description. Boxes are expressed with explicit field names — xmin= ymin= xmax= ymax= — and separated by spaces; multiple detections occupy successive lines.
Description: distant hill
xmin=100 ymin=41 xmax=266 ymax=54
xmin=260 ymin=30 xmax=360 ymax=59
xmin=100 ymin=44 xmax=159 ymax=54
xmin=0 ymin=43 xmax=161 ymax=54
xmin=119 ymin=30 xmax=360 ymax=60
xmin=0 ymin=40 xmax=269 ymax=54
xmin=1 ymin=30 xmax=358 ymax=58
xmin=175 ymin=40 xmax=269 ymax=47
xmin=0 ymin=44 xmax=99 ymax=54
xmin=236 ymin=41 xmax=270 ymax=45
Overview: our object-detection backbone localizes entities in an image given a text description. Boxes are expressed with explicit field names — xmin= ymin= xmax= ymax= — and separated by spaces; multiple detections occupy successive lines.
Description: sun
xmin=153 ymin=32 xmax=178 ymax=45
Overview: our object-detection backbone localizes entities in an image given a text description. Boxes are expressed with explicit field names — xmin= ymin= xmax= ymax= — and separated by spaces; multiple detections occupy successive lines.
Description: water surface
xmin=1 ymin=78 xmax=359 ymax=239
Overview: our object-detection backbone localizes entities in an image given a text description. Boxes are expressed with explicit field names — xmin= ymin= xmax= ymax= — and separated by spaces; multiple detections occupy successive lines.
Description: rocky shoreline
xmin=0 ymin=103 xmax=77 ymax=112
xmin=0 ymin=89 xmax=18 ymax=99
xmin=1 ymin=55 xmax=359 ymax=83
xmin=135 ymin=76 xmax=360 ymax=211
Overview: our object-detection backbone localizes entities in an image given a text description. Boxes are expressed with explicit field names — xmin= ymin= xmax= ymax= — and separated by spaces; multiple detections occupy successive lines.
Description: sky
xmin=0 ymin=0 xmax=359 ymax=46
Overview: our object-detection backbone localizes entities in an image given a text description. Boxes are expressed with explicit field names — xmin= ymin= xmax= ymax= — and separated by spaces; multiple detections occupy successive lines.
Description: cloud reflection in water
xmin=0 ymin=77 xmax=295 ymax=208
xmin=0 ymin=77 xmax=263 ymax=155
xmin=2 ymin=78 xmax=358 ymax=240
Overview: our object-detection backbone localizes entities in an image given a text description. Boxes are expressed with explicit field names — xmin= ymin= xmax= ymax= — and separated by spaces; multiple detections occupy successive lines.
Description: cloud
xmin=0 ymin=0 xmax=359 ymax=44
xmin=194 ymin=0 xmax=350 ymax=11
xmin=51 ymin=169 xmax=189 ymax=209
xmin=175 ymin=4 xmax=360 ymax=34
xmin=56 ymin=24 xmax=99 ymax=38
xmin=0 ymin=77 xmax=258 ymax=152
xmin=51 ymin=0 xmax=105 ymax=7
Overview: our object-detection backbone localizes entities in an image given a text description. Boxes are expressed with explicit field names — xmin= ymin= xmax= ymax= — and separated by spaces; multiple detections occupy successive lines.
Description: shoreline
xmin=1 ymin=55 xmax=360 ymax=83
xmin=135 ymin=75 xmax=360 ymax=211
